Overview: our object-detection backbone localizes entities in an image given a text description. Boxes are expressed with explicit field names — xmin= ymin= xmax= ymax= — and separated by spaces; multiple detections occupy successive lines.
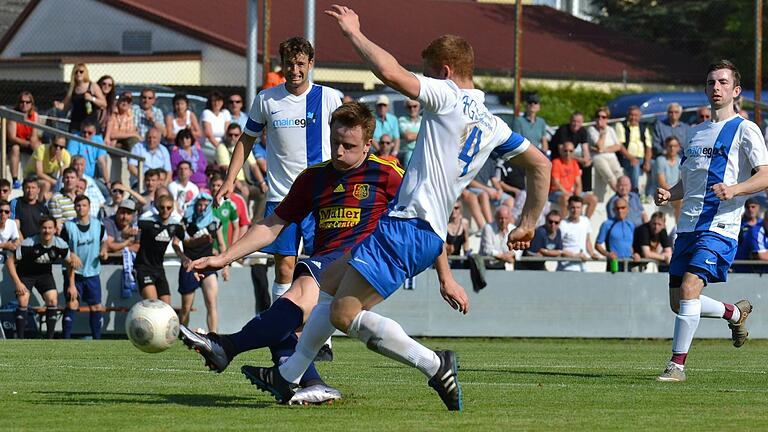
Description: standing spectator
xmin=107 ymin=91 xmax=142 ymax=150
xmin=373 ymin=95 xmax=400 ymax=154
xmin=587 ymin=106 xmax=624 ymax=193
xmin=633 ymin=211 xmax=673 ymax=270
xmin=734 ymin=198 xmax=762 ymax=272
xmin=0 ymin=199 xmax=20 ymax=264
xmin=129 ymin=128 xmax=172 ymax=184
xmin=133 ymin=88 xmax=166 ymax=139
xmin=398 ymin=99 xmax=421 ymax=166
xmin=558 ymin=195 xmax=599 ymax=272
xmin=375 ymin=134 xmax=400 ymax=165
xmin=63 ymin=63 xmax=106 ymax=133
xmin=226 ymin=92 xmax=248 ymax=129
xmin=208 ymin=172 xmax=240 ymax=252
xmin=96 ymin=75 xmax=116 ymax=136
xmin=168 ymin=161 xmax=200 ymax=214
xmin=6 ymin=216 xmax=73 ymax=338
xmin=549 ymin=141 xmax=597 ymax=218
xmin=614 ymin=106 xmax=652 ymax=193
xmin=0 ymin=179 xmax=11 ymax=202
xmin=60 ymin=195 xmax=108 ymax=339
xmin=178 ymin=193 xmax=227 ymax=332
xmin=11 ymin=177 xmax=50 ymax=238
xmin=446 ymin=200 xmax=470 ymax=261
xmin=606 ymin=176 xmax=648 ymax=228
xmin=170 ymin=129 xmax=208 ymax=189
xmin=24 ymin=135 xmax=70 ymax=197
xmin=201 ymin=91 xmax=231 ymax=149
xmin=105 ymin=199 xmax=140 ymax=254
xmin=216 ymin=124 xmax=261 ymax=202
xmin=595 ymin=198 xmax=635 ymax=272
xmin=692 ymin=106 xmax=711 ymax=125
xmin=7 ymin=91 xmax=41 ymax=188
xmin=47 ymin=167 xmax=78 ymax=230
xmin=70 ymin=155 xmax=106 ymax=219
xmin=655 ymin=136 xmax=682 ymax=220
xmin=42 ymin=95 xmax=69 ymax=142
xmin=521 ymin=209 xmax=563 ymax=271
xmin=479 ymin=205 xmax=516 ymax=268
xmin=139 ymin=169 xmax=162 ymax=213
xmin=512 ymin=93 xmax=549 ymax=153
xmin=165 ymin=93 xmax=201 ymax=143
xmin=105 ymin=181 xmax=146 ymax=217
xmin=67 ymin=119 xmax=110 ymax=187
xmin=652 ymin=102 xmax=690 ymax=157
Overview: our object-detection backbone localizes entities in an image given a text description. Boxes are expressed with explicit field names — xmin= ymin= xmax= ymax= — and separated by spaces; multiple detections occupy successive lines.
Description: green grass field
xmin=1 ymin=337 xmax=766 ymax=431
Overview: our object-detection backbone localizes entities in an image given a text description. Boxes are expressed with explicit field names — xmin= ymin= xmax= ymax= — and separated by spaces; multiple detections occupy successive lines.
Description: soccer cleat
xmin=289 ymin=383 xmax=342 ymax=405
xmin=428 ymin=350 xmax=462 ymax=411
xmin=241 ymin=365 xmax=297 ymax=404
xmin=656 ymin=362 xmax=686 ymax=382
xmin=314 ymin=344 xmax=334 ymax=362
xmin=728 ymin=299 xmax=753 ymax=348
xmin=178 ymin=325 xmax=230 ymax=373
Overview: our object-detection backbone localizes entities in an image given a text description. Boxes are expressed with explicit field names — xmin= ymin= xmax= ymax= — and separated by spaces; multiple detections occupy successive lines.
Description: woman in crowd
xmin=586 ymin=106 xmax=624 ymax=193
xmin=97 ymin=75 xmax=116 ymax=136
xmin=6 ymin=91 xmax=41 ymax=187
xmin=63 ymin=63 xmax=107 ymax=133
xmin=107 ymin=92 xmax=142 ymax=150
xmin=201 ymin=91 xmax=231 ymax=148
xmin=165 ymin=93 xmax=201 ymax=143
xmin=446 ymin=200 xmax=471 ymax=269
xmin=170 ymin=129 xmax=208 ymax=189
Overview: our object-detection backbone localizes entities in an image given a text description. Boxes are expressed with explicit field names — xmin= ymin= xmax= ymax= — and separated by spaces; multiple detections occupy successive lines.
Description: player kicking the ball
xmin=654 ymin=60 xmax=768 ymax=382
xmin=211 ymin=5 xmax=551 ymax=411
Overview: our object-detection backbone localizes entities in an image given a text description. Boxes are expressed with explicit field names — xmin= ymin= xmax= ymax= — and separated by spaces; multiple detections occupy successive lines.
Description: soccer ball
xmin=125 ymin=300 xmax=179 ymax=353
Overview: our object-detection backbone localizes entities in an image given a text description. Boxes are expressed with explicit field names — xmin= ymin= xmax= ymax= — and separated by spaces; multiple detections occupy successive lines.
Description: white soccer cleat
xmin=288 ymin=383 xmax=342 ymax=405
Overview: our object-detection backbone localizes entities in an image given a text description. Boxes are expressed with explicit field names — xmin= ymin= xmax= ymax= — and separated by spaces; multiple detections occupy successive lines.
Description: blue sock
xmin=89 ymin=311 xmax=102 ymax=339
xmin=62 ymin=308 xmax=76 ymax=339
xmin=227 ymin=298 xmax=303 ymax=357
xmin=270 ymin=333 xmax=323 ymax=387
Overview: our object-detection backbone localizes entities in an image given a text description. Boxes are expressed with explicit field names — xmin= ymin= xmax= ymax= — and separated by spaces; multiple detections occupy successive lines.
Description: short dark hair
xmin=62 ymin=167 xmax=77 ymax=177
xmin=74 ymin=194 xmax=90 ymax=205
xmin=330 ymin=102 xmax=376 ymax=142
xmin=172 ymin=93 xmax=188 ymax=104
xmin=567 ymin=195 xmax=584 ymax=205
xmin=546 ymin=209 xmax=561 ymax=218
xmin=0 ymin=199 xmax=10 ymax=208
xmin=208 ymin=171 xmax=224 ymax=183
xmin=708 ymin=59 xmax=741 ymax=88
xmin=227 ymin=123 xmax=242 ymax=133
xmin=279 ymin=36 xmax=315 ymax=63
xmin=145 ymin=168 xmax=161 ymax=179
xmin=0 ymin=179 xmax=10 ymax=189
xmin=80 ymin=118 xmax=98 ymax=132
xmin=174 ymin=128 xmax=194 ymax=147
xmin=650 ymin=211 xmax=666 ymax=221
xmin=22 ymin=176 xmax=38 ymax=187
xmin=177 ymin=160 xmax=192 ymax=170
xmin=40 ymin=215 xmax=57 ymax=227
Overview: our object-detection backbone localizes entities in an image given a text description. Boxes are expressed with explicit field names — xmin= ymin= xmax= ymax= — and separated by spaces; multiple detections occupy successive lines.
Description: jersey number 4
xmin=459 ymin=126 xmax=482 ymax=177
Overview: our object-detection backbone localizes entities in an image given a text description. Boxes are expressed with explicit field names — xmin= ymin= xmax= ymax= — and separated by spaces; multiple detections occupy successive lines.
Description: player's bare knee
xmin=329 ymin=299 xmax=355 ymax=332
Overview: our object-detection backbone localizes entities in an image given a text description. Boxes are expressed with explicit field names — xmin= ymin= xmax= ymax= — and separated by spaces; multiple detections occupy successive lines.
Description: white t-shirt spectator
xmin=0 ymin=220 xmax=19 ymax=264
xmin=201 ymin=109 xmax=232 ymax=145
xmin=168 ymin=180 xmax=200 ymax=214
xmin=558 ymin=215 xmax=591 ymax=271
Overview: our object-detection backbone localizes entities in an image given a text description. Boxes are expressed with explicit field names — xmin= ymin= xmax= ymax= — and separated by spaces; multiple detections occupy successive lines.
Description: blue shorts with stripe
xmin=75 ymin=275 xmax=102 ymax=306
xmin=669 ymin=231 xmax=737 ymax=286
xmin=294 ymin=250 xmax=345 ymax=286
xmin=261 ymin=201 xmax=316 ymax=256
xmin=349 ymin=215 xmax=444 ymax=299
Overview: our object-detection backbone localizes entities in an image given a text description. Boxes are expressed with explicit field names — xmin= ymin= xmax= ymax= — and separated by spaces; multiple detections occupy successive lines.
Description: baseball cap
xmin=118 ymin=198 xmax=137 ymax=212
xmin=376 ymin=95 xmax=390 ymax=106
xmin=525 ymin=94 xmax=540 ymax=104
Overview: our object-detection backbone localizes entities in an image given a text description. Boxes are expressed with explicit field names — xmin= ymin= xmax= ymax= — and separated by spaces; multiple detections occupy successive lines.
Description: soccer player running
xmin=199 ymin=5 xmax=551 ymax=411
xmin=60 ymin=195 xmax=109 ymax=339
xmin=183 ymin=102 xmax=407 ymax=405
xmin=655 ymin=60 xmax=768 ymax=382
xmin=214 ymin=37 xmax=341 ymax=321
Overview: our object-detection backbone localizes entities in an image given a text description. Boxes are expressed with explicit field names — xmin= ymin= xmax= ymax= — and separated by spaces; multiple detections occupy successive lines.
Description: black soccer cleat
xmin=178 ymin=325 xmax=231 ymax=373
xmin=314 ymin=344 xmax=334 ymax=362
xmin=428 ymin=350 xmax=463 ymax=411
xmin=241 ymin=365 xmax=298 ymax=404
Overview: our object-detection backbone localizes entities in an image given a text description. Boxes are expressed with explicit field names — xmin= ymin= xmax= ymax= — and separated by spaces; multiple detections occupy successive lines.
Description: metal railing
xmin=0 ymin=106 xmax=145 ymax=190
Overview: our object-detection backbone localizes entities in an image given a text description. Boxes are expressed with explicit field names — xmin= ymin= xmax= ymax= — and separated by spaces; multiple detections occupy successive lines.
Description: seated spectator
xmin=373 ymin=95 xmax=400 ymax=153
xmin=446 ymin=200 xmax=470 ymax=267
xmin=66 ymin=119 xmax=109 ymax=186
xmin=107 ymin=91 xmax=142 ymax=150
xmin=129 ymin=128 xmax=171 ymax=185
xmin=549 ymin=141 xmax=597 ymax=218
xmin=225 ymin=92 xmax=248 ymax=130
xmin=24 ymin=135 xmax=71 ymax=198
xmin=734 ymin=198 xmax=762 ymax=273
xmin=521 ymin=209 xmax=563 ymax=271
xmin=606 ymin=176 xmax=648 ymax=228
xmin=652 ymin=102 xmax=690 ymax=157
xmin=469 ymin=157 xmax=515 ymax=225
xmin=595 ymin=198 xmax=635 ymax=272
xmin=12 ymin=176 xmax=51 ymax=238
xmin=105 ymin=181 xmax=146 ymax=218
xmin=132 ymin=88 xmax=166 ymax=139
xmin=692 ymin=106 xmax=711 ymax=125
xmin=47 ymin=167 xmax=78 ymax=231
xmin=479 ymin=205 xmax=516 ymax=269
xmin=201 ymin=91 xmax=231 ymax=148
xmin=633 ymin=211 xmax=672 ymax=270
xmin=586 ymin=106 xmax=624 ymax=193
xmin=398 ymin=99 xmax=421 ymax=166
xmin=655 ymin=136 xmax=682 ymax=220
xmin=375 ymin=134 xmax=400 ymax=164
xmin=216 ymin=123 xmax=261 ymax=201
xmin=169 ymin=161 xmax=200 ymax=214
xmin=7 ymin=91 xmax=41 ymax=188
xmin=170 ymin=129 xmax=207 ymax=189
xmin=165 ymin=93 xmax=202 ymax=142
xmin=558 ymin=195 xmax=599 ymax=272
xmin=613 ymin=106 xmax=652 ymax=193
xmin=749 ymin=211 xmax=768 ymax=271
xmin=70 ymin=155 xmax=105 ymax=218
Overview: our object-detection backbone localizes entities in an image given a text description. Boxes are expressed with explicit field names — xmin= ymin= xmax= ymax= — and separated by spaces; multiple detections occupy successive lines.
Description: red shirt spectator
xmin=551 ymin=158 xmax=581 ymax=193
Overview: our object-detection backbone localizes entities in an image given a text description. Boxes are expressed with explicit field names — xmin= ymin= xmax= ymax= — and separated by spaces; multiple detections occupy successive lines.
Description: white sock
xmin=347 ymin=310 xmax=440 ymax=379
xmin=325 ymin=336 xmax=332 ymax=348
xmin=271 ymin=281 xmax=291 ymax=300
xmin=671 ymin=299 xmax=701 ymax=355
xmin=279 ymin=291 xmax=336 ymax=384
xmin=699 ymin=295 xmax=725 ymax=318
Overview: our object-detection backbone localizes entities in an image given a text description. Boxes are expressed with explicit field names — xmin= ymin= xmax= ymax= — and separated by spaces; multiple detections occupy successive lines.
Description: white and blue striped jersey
xmin=243 ymin=83 xmax=342 ymax=202
xmin=388 ymin=75 xmax=530 ymax=239
xmin=678 ymin=115 xmax=768 ymax=240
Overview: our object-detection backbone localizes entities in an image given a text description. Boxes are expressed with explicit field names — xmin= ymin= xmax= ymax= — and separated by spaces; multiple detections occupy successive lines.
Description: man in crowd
xmin=692 ymin=106 xmax=711 ymax=125
xmin=513 ymin=94 xmax=549 ymax=153
xmin=614 ymin=106 xmax=652 ymax=192
xmin=633 ymin=211 xmax=672 ymax=270
xmin=12 ymin=177 xmax=50 ymax=238
xmin=169 ymin=160 xmax=200 ymax=215
xmin=397 ymin=99 xmax=421 ymax=166
xmin=607 ymin=176 xmax=648 ymax=228
xmin=373 ymin=95 xmax=400 ymax=154
xmin=216 ymin=123 xmax=264 ymax=201
xmin=521 ymin=209 xmax=563 ymax=271
xmin=558 ymin=195 xmax=599 ymax=272
xmin=479 ymin=205 xmax=517 ymax=269
xmin=595 ymin=198 xmax=635 ymax=272
xmin=653 ymin=102 xmax=690 ymax=158
xmin=48 ymin=167 xmax=78 ymax=231
xmin=550 ymin=112 xmax=592 ymax=194
xmin=227 ymin=92 xmax=248 ymax=129
xmin=71 ymin=155 xmax=105 ymax=218
xmin=129 ymin=128 xmax=171 ymax=185
xmin=133 ymin=88 xmax=166 ymax=138
xmin=550 ymin=141 xmax=597 ymax=218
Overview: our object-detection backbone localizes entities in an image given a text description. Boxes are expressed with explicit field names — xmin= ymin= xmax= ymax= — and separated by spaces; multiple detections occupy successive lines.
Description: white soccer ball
xmin=125 ymin=300 xmax=179 ymax=353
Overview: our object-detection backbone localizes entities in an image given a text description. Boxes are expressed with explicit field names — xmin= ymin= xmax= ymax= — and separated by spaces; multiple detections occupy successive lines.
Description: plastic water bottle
xmin=85 ymin=100 xmax=92 ymax=115
xmin=609 ymin=258 xmax=619 ymax=273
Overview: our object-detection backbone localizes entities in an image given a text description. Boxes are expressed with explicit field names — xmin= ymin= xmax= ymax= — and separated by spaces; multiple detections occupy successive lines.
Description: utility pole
xmin=263 ymin=0 xmax=272 ymax=84
xmin=246 ymin=0 xmax=259 ymax=107
xmin=513 ymin=0 xmax=523 ymax=116
xmin=305 ymin=0 xmax=315 ymax=81
xmin=755 ymin=0 xmax=763 ymax=126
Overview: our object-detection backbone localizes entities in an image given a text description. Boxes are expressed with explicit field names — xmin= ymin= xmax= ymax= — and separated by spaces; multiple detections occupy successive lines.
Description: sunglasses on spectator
xmin=82 ymin=130 xmax=96 ymax=136
xmin=547 ymin=219 xmax=560 ymax=225
xmin=616 ymin=206 xmax=628 ymax=210
xmin=227 ymin=133 xmax=240 ymax=137
xmin=597 ymin=114 xmax=608 ymax=119
xmin=380 ymin=140 xmax=392 ymax=144
xmin=141 ymin=95 xmax=154 ymax=100
xmin=0 ymin=209 xmax=10 ymax=214
xmin=111 ymin=189 xmax=123 ymax=194
xmin=407 ymin=104 xmax=419 ymax=109
xmin=101 ymin=81 xmax=113 ymax=87
xmin=229 ymin=99 xmax=242 ymax=104
xmin=75 ymin=70 xmax=85 ymax=74
xmin=159 ymin=206 xmax=174 ymax=211
xmin=19 ymin=99 xmax=32 ymax=104
xmin=563 ymin=149 xmax=574 ymax=153
xmin=0 ymin=188 xmax=9 ymax=193
xmin=53 ymin=144 xmax=66 ymax=149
